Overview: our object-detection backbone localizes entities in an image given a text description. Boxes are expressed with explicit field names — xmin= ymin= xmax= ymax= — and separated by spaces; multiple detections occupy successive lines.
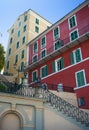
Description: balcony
xmin=24 ymin=25 xmax=89 ymax=71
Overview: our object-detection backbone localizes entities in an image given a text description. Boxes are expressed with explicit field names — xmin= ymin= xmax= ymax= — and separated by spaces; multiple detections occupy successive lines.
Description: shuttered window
xmin=41 ymin=65 xmax=48 ymax=78
xmin=70 ymin=30 xmax=78 ymax=41
xmin=69 ymin=15 xmax=77 ymax=29
xmin=53 ymin=27 xmax=59 ymax=39
xmin=70 ymin=48 xmax=82 ymax=64
xmin=32 ymin=71 xmax=37 ymax=82
xmin=76 ymin=70 xmax=86 ymax=87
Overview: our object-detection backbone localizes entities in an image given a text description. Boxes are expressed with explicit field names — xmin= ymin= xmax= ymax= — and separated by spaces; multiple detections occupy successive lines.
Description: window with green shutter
xmin=18 ymin=30 xmax=20 ymax=37
xmin=22 ymin=36 xmax=25 ymax=44
xmin=16 ymin=41 xmax=19 ymax=49
xmin=52 ymin=61 xmax=56 ymax=73
xmin=54 ymin=40 xmax=63 ymax=50
xmin=33 ymin=55 xmax=38 ymax=62
xmin=23 ymin=25 xmax=26 ymax=32
xmin=70 ymin=30 xmax=78 ymax=41
xmin=35 ymin=26 xmax=39 ymax=33
xmin=24 ymin=15 xmax=27 ymax=22
xmin=55 ymin=57 xmax=64 ymax=72
xmin=32 ymin=71 xmax=37 ymax=82
xmin=41 ymin=37 xmax=46 ymax=48
xmin=35 ymin=18 xmax=39 ymax=25
xmin=20 ymin=62 xmax=24 ymax=72
xmin=53 ymin=27 xmax=59 ymax=39
xmin=21 ymin=50 xmax=24 ymax=59
xmin=70 ymin=48 xmax=82 ymax=65
xmin=15 ymin=54 xmax=18 ymax=64
xmin=7 ymin=61 xmax=10 ymax=69
xmin=34 ymin=42 xmax=38 ymax=53
xmin=76 ymin=70 xmax=86 ymax=87
xmin=41 ymin=65 xmax=48 ymax=78
xmin=41 ymin=49 xmax=46 ymax=58
xmin=69 ymin=15 xmax=77 ymax=29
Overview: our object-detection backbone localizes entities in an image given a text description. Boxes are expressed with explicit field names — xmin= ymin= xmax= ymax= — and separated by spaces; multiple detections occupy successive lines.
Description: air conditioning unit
xmin=57 ymin=83 xmax=63 ymax=92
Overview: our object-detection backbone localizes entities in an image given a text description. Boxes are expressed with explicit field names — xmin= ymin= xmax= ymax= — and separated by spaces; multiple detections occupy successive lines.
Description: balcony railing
xmin=24 ymin=24 xmax=89 ymax=70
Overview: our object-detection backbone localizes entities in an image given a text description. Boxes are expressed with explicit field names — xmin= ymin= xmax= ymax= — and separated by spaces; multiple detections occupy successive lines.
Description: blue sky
xmin=0 ymin=0 xmax=85 ymax=51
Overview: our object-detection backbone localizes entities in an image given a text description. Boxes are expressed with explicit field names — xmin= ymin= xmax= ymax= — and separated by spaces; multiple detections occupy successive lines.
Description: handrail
xmin=42 ymin=89 xmax=89 ymax=127
xmin=24 ymin=24 xmax=89 ymax=69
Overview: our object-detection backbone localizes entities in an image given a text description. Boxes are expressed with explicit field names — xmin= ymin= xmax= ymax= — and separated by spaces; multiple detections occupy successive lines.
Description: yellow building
xmin=4 ymin=9 xmax=52 ymax=84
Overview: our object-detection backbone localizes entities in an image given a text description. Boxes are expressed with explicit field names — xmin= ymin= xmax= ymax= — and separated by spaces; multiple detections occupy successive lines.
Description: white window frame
xmin=68 ymin=15 xmax=77 ymax=30
xmin=75 ymin=69 xmax=86 ymax=88
xmin=33 ymin=41 xmax=38 ymax=54
xmin=55 ymin=57 xmax=62 ymax=72
xmin=32 ymin=70 xmax=38 ymax=82
xmin=32 ymin=54 xmax=38 ymax=62
xmin=41 ymin=36 xmax=46 ymax=49
xmin=72 ymin=48 xmax=82 ymax=64
xmin=41 ymin=48 xmax=46 ymax=59
xmin=53 ymin=26 xmax=60 ymax=40
xmin=40 ymin=65 xmax=47 ymax=78
xmin=70 ymin=29 xmax=79 ymax=42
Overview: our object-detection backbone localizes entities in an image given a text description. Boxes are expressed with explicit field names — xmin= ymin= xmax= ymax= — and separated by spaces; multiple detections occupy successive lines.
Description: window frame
xmin=32 ymin=54 xmax=38 ymax=63
xmin=33 ymin=42 xmax=38 ymax=54
xmin=21 ymin=50 xmax=25 ymax=59
xmin=35 ymin=26 xmax=39 ymax=33
xmin=40 ymin=65 xmax=48 ymax=78
xmin=54 ymin=39 xmax=63 ymax=51
xmin=70 ymin=29 xmax=79 ymax=42
xmin=75 ymin=69 xmax=86 ymax=88
xmin=32 ymin=70 xmax=38 ymax=82
xmin=70 ymin=48 xmax=82 ymax=64
xmin=68 ymin=15 xmax=77 ymax=30
xmin=53 ymin=26 xmax=60 ymax=40
xmin=55 ymin=57 xmax=64 ymax=72
xmin=41 ymin=36 xmax=46 ymax=49
xmin=41 ymin=48 xmax=46 ymax=59
xmin=35 ymin=18 xmax=39 ymax=25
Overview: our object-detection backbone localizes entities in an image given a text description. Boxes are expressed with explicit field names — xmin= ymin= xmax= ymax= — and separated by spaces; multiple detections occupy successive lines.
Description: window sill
xmin=74 ymin=83 xmax=89 ymax=90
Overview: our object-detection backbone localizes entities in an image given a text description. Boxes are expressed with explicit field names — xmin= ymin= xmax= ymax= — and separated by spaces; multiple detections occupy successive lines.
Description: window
xmin=21 ymin=50 xmax=24 ymax=59
xmin=15 ymin=54 xmax=18 ymax=64
xmin=16 ymin=41 xmax=19 ymax=49
xmin=7 ymin=61 xmax=9 ymax=69
xmin=8 ymin=48 xmax=11 ymax=55
xmin=20 ymin=62 xmax=24 ymax=72
xmin=41 ymin=49 xmax=46 ymax=58
xmin=69 ymin=15 xmax=77 ymax=29
xmin=54 ymin=40 xmax=63 ymax=50
xmin=18 ymin=30 xmax=20 ymax=37
xmin=41 ymin=36 xmax=46 ymax=48
xmin=75 ymin=70 xmax=86 ymax=87
xmin=24 ymin=15 xmax=27 ymax=22
xmin=22 ymin=36 xmax=25 ymax=44
xmin=41 ymin=65 xmax=48 ymax=78
xmin=52 ymin=57 xmax=64 ymax=72
xmin=53 ymin=26 xmax=59 ymax=39
xmin=11 ymin=29 xmax=14 ymax=34
xmin=78 ymin=97 xmax=85 ymax=106
xmin=70 ymin=48 xmax=82 ymax=64
xmin=33 ymin=42 xmax=38 ymax=53
xmin=10 ymin=37 xmax=13 ymax=44
xmin=23 ymin=25 xmax=26 ymax=32
xmin=35 ymin=18 xmax=39 ymax=25
xmin=33 ymin=55 xmax=38 ymax=62
xmin=35 ymin=26 xmax=39 ymax=33
xmin=18 ymin=21 xmax=21 ymax=27
xmin=70 ymin=29 xmax=79 ymax=41
xmin=32 ymin=70 xmax=38 ymax=82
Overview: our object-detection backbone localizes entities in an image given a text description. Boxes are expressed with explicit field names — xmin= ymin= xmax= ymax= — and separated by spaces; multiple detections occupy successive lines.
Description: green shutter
xmin=77 ymin=71 xmax=85 ymax=87
xmin=70 ymin=52 xmax=74 ymax=64
xmin=76 ymin=49 xmax=81 ymax=62
xmin=46 ymin=65 xmax=48 ymax=75
xmin=52 ymin=61 xmax=55 ymax=72
xmin=61 ymin=57 xmax=64 ymax=69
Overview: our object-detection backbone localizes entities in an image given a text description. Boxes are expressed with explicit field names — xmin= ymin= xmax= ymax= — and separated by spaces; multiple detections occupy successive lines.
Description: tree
xmin=0 ymin=43 xmax=5 ymax=72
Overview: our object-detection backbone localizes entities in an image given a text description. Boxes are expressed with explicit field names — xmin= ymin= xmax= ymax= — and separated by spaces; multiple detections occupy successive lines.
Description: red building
xmin=25 ymin=1 xmax=89 ymax=109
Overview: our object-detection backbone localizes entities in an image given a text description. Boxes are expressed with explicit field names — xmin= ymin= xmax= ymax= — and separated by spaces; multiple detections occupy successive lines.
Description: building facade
xmin=25 ymin=1 xmax=89 ymax=109
xmin=4 ymin=9 xmax=52 ymax=84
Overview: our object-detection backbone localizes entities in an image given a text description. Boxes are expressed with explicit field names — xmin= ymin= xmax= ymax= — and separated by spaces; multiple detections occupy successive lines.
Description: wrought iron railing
xmin=0 ymin=82 xmax=89 ymax=127
xmin=42 ymin=89 xmax=89 ymax=127
xmin=24 ymin=24 xmax=89 ymax=68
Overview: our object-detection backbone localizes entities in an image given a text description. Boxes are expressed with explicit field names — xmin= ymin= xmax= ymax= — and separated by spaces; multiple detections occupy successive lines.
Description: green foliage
xmin=0 ymin=83 xmax=7 ymax=92
xmin=0 ymin=43 xmax=5 ymax=72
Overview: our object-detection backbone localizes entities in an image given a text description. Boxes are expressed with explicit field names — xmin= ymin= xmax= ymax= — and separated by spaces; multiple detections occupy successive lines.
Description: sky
xmin=0 ymin=0 xmax=85 ymax=51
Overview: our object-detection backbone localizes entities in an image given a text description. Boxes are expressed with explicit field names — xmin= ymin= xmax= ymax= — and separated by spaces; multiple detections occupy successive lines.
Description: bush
xmin=0 ymin=83 xmax=7 ymax=92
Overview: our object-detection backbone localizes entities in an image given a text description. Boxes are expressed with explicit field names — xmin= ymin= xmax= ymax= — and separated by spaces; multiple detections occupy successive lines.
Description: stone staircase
xmin=42 ymin=89 xmax=89 ymax=129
